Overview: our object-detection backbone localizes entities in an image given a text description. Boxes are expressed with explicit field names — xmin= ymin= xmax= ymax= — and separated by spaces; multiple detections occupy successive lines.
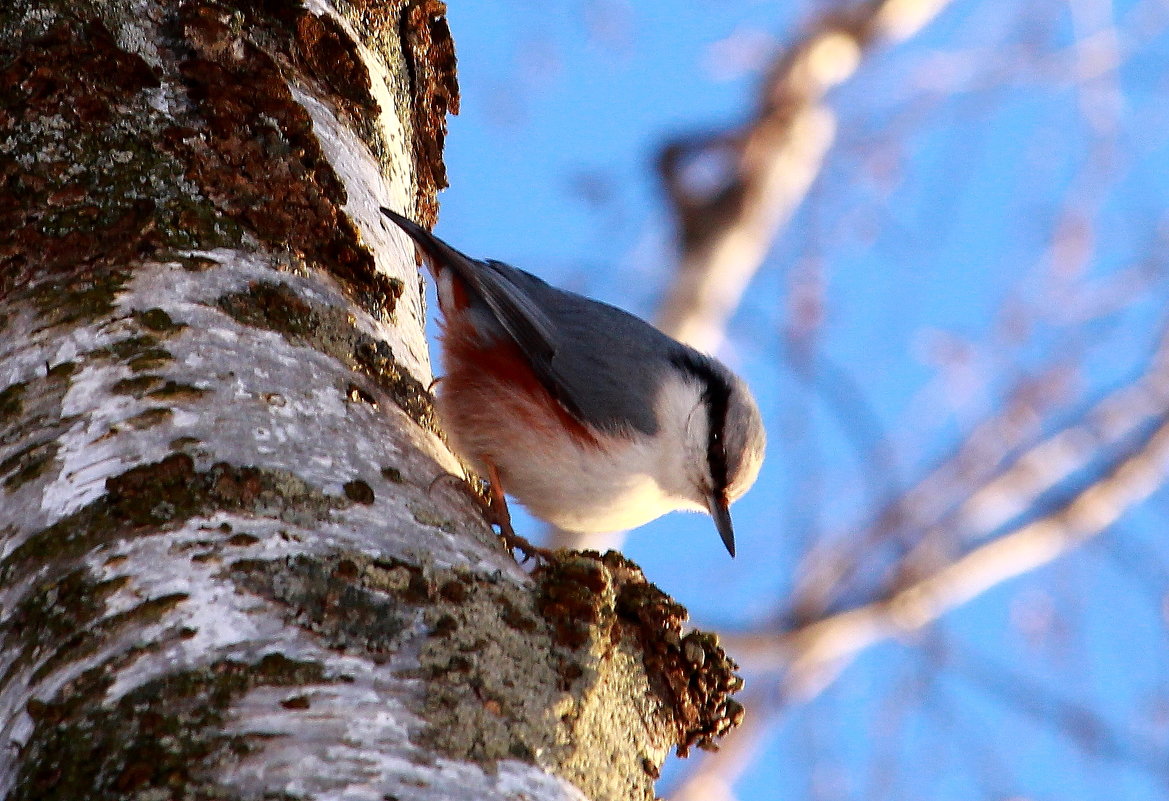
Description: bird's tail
xmin=380 ymin=207 xmax=477 ymax=283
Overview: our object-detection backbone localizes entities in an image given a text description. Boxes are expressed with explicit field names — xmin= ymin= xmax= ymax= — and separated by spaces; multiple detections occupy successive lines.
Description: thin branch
xmin=657 ymin=0 xmax=957 ymax=351
xmin=944 ymin=642 xmax=1169 ymax=784
xmin=788 ymin=347 xmax=905 ymax=514
xmin=786 ymin=364 xmax=1079 ymax=621
xmin=791 ymin=319 xmax=1169 ymax=622
xmin=725 ymin=410 xmax=1169 ymax=695
xmin=891 ymin=353 xmax=1169 ymax=583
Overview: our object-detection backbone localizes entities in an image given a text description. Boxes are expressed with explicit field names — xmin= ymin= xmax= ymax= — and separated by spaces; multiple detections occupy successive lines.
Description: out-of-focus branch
xmin=668 ymin=407 xmax=1169 ymax=799
xmin=657 ymin=1 xmax=1169 ymax=795
xmin=893 ymin=363 xmax=1169 ymax=583
xmin=725 ymin=410 xmax=1169 ymax=695
xmin=791 ymin=322 xmax=1169 ymax=620
xmin=943 ymin=642 xmax=1169 ymax=781
xmin=657 ymin=0 xmax=955 ymax=351
xmin=664 ymin=685 xmax=779 ymax=801
xmin=787 ymin=365 xmax=1078 ymax=619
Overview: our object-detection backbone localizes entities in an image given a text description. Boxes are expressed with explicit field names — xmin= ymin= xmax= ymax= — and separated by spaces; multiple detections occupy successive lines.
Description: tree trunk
xmin=0 ymin=2 xmax=741 ymax=800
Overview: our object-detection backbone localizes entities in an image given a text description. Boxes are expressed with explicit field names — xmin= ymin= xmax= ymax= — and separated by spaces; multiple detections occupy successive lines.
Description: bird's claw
xmin=482 ymin=461 xmax=553 ymax=563
xmin=494 ymin=523 xmax=554 ymax=563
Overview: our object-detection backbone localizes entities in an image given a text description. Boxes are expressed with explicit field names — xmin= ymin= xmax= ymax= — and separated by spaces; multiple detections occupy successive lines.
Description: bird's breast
xmin=435 ymin=330 xmax=699 ymax=533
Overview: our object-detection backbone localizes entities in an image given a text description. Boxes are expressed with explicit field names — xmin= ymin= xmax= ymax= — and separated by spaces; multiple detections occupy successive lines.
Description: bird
xmin=381 ymin=207 xmax=765 ymax=557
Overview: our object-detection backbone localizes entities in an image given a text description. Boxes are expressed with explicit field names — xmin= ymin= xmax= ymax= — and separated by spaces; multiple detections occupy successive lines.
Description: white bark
xmin=0 ymin=3 xmax=735 ymax=800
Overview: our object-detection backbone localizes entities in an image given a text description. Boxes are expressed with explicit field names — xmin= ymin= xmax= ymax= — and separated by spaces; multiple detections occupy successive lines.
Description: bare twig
xmin=657 ymin=0 xmax=957 ymax=351
xmin=787 ymin=364 xmax=1079 ymax=620
xmin=894 ymin=365 xmax=1169 ymax=582
xmin=791 ymin=312 xmax=1169 ymax=622
xmin=945 ymin=642 xmax=1169 ymax=782
xmin=724 ymin=410 xmax=1169 ymax=695
xmin=667 ymin=409 xmax=1169 ymax=798
xmin=656 ymin=1 xmax=1169 ymax=796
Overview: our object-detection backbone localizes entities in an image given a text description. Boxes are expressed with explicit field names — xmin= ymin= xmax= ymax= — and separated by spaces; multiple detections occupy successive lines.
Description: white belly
xmin=437 ymin=377 xmax=704 ymax=534
xmin=504 ymin=437 xmax=700 ymax=533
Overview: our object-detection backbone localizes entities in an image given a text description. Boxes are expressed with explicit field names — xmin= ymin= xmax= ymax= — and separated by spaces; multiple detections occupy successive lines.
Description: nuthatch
xmin=382 ymin=208 xmax=765 ymax=557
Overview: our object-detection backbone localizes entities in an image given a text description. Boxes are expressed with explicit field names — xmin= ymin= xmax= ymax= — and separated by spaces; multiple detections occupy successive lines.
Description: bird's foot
xmin=483 ymin=461 xmax=553 ymax=563
xmin=494 ymin=521 xmax=554 ymax=563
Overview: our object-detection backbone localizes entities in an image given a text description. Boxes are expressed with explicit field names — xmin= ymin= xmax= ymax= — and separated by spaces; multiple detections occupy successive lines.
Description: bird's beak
xmin=707 ymin=492 xmax=736 ymax=558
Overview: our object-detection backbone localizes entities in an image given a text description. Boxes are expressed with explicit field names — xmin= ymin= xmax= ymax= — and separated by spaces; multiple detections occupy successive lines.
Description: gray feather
xmin=479 ymin=261 xmax=692 ymax=434
xmin=381 ymin=209 xmax=558 ymax=366
xmin=382 ymin=208 xmax=687 ymax=434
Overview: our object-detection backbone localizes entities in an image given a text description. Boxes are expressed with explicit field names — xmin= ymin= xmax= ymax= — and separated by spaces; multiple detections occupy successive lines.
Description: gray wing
xmin=476 ymin=260 xmax=687 ymax=435
xmin=382 ymin=208 xmax=559 ymax=366
xmin=381 ymin=207 xmax=682 ymax=435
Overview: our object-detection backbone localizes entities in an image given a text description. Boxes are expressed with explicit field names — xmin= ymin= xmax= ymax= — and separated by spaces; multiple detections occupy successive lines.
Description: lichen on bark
xmin=0 ymin=452 xmax=342 ymax=583
xmin=226 ymin=549 xmax=712 ymax=801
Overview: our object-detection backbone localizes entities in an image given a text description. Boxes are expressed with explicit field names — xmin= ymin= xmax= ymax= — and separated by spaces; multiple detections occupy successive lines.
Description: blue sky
xmin=434 ymin=1 xmax=1169 ymax=798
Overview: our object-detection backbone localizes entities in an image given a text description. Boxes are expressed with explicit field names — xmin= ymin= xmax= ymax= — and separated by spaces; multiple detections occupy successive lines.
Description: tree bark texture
xmin=0 ymin=2 xmax=742 ymax=800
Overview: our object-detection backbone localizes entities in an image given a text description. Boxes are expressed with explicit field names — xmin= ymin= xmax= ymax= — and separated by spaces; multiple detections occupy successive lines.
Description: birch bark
xmin=0 ymin=3 xmax=741 ymax=799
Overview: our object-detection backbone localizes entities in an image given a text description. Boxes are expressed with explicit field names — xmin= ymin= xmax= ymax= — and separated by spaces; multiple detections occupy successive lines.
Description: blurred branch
xmin=668 ymin=408 xmax=1169 ymax=799
xmin=791 ymin=317 xmax=1169 ymax=621
xmin=918 ymin=656 xmax=1021 ymax=797
xmin=652 ymin=0 xmax=1169 ymax=795
xmin=726 ymin=408 xmax=1169 ymax=695
xmin=656 ymin=0 xmax=956 ymax=351
xmin=788 ymin=364 xmax=1078 ymax=619
xmin=789 ymin=347 xmax=904 ymax=513
xmin=944 ymin=642 xmax=1169 ymax=782
xmin=892 ymin=356 xmax=1169 ymax=584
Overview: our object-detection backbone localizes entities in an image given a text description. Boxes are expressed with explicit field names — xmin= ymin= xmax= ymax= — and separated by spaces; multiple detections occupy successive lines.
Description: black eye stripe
xmin=671 ymin=351 xmax=731 ymax=497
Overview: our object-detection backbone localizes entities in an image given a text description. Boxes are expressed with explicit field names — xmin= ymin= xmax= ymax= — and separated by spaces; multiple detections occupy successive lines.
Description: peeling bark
xmin=0 ymin=2 xmax=741 ymax=800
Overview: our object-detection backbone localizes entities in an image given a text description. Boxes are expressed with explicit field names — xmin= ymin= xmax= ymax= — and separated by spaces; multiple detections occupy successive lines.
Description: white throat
xmin=645 ymin=372 xmax=712 ymax=509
